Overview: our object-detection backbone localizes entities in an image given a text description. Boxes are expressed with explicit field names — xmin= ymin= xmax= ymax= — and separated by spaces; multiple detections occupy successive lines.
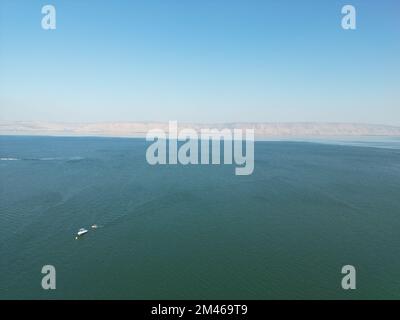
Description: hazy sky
xmin=0 ymin=0 xmax=399 ymax=124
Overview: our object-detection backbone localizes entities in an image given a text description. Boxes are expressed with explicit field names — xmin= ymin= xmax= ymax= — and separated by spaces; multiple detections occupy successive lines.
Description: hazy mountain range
xmin=1 ymin=121 xmax=400 ymax=138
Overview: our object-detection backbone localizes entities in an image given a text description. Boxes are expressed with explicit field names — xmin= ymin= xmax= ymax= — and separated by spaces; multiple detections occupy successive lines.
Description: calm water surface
xmin=1 ymin=136 xmax=400 ymax=299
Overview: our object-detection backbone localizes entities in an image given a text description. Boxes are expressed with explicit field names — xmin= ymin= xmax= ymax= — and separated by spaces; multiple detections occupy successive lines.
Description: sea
xmin=1 ymin=135 xmax=400 ymax=299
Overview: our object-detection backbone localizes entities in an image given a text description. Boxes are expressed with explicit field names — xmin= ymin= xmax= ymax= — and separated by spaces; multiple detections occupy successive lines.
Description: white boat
xmin=77 ymin=228 xmax=88 ymax=236
xmin=91 ymin=224 xmax=98 ymax=229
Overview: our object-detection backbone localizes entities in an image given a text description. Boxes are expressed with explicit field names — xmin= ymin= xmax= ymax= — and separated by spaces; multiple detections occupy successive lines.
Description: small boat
xmin=77 ymin=228 xmax=88 ymax=236
xmin=91 ymin=224 xmax=98 ymax=229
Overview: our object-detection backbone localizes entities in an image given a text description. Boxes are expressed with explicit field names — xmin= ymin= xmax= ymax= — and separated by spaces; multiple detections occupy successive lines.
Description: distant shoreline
xmin=1 ymin=121 xmax=400 ymax=139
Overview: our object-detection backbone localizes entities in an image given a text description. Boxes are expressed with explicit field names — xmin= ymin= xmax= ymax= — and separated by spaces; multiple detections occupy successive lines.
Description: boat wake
xmin=0 ymin=156 xmax=85 ymax=161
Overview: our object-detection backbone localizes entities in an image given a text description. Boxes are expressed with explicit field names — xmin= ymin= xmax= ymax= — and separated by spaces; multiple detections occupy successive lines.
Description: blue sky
xmin=0 ymin=0 xmax=399 ymax=124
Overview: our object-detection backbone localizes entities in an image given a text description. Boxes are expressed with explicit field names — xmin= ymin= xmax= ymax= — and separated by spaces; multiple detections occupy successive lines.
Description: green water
xmin=1 ymin=136 xmax=400 ymax=299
